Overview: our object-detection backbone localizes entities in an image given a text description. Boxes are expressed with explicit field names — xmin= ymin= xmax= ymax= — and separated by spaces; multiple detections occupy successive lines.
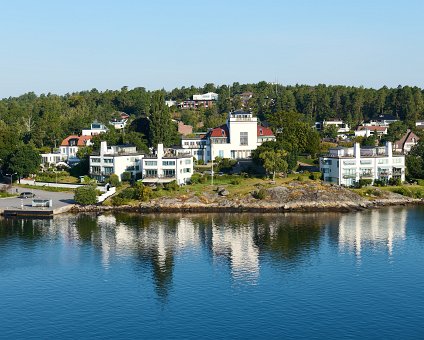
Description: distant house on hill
xmin=82 ymin=122 xmax=108 ymax=136
xmin=355 ymin=125 xmax=388 ymax=138
xmin=393 ymin=129 xmax=420 ymax=154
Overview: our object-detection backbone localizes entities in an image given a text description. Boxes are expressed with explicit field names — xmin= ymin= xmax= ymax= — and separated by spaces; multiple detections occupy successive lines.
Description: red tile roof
xmin=257 ymin=125 xmax=274 ymax=137
xmin=60 ymin=135 xmax=93 ymax=147
xmin=209 ymin=125 xmax=228 ymax=138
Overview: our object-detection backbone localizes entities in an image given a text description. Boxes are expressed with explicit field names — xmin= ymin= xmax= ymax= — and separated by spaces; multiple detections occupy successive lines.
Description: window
xmin=240 ymin=132 xmax=248 ymax=145
xmin=185 ymin=159 xmax=191 ymax=165
xmin=163 ymin=160 xmax=175 ymax=166
xmin=145 ymin=161 xmax=157 ymax=166
xmin=219 ymin=150 xmax=224 ymax=157
xmin=145 ymin=169 xmax=157 ymax=177
xmin=103 ymin=167 xmax=113 ymax=175
xmin=322 ymin=159 xmax=332 ymax=165
xmin=163 ymin=169 xmax=175 ymax=177
xmin=91 ymin=158 xmax=100 ymax=163
xmin=184 ymin=168 xmax=191 ymax=173
xmin=104 ymin=158 xmax=113 ymax=163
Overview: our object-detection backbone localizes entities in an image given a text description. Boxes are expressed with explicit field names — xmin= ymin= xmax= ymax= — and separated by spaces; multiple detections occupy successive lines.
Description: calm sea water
xmin=1 ymin=207 xmax=424 ymax=339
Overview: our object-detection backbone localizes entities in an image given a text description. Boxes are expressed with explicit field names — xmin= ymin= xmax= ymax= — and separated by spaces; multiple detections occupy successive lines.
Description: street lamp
xmin=6 ymin=172 xmax=17 ymax=193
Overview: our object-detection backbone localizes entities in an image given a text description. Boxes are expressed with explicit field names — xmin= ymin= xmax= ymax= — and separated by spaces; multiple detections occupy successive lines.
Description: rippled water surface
xmin=1 ymin=207 xmax=424 ymax=339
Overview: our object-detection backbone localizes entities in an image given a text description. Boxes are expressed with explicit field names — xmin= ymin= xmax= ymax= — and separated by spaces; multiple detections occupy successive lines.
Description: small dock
xmin=3 ymin=209 xmax=54 ymax=218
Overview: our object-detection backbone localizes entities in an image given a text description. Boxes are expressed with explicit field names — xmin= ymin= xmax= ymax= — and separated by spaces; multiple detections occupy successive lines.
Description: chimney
xmin=157 ymin=143 xmax=164 ymax=159
xmin=354 ymin=143 xmax=360 ymax=159
xmin=386 ymin=141 xmax=392 ymax=158
xmin=100 ymin=141 xmax=107 ymax=156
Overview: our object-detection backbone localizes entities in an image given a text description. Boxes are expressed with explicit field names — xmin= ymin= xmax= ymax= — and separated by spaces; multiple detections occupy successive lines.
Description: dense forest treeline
xmin=1 ymin=82 xmax=423 ymax=153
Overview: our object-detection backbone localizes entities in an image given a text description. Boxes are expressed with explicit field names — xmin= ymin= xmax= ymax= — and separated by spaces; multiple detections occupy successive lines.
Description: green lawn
xmin=18 ymin=184 xmax=75 ymax=192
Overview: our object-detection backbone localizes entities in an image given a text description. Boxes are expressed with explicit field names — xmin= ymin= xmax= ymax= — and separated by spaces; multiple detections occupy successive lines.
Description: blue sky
xmin=1 ymin=0 xmax=423 ymax=97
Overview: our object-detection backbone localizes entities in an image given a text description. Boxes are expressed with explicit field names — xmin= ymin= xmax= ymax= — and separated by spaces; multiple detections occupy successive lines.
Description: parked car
xmin=19 ymin=192 xmax=35 ymax=198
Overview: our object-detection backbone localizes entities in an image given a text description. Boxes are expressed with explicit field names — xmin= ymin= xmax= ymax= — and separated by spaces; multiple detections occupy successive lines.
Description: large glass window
xmin=240 ymin=132 xmax=248 ymax=145
xmin=145 ymin=161 xmax=157 ymax=166
xmin=163 ymin=161 xmax=175 ymax=166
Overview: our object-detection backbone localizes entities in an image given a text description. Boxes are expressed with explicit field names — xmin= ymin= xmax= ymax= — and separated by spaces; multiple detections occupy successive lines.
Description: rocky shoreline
xmin=72 ymin=182 xmax=423 ymax=214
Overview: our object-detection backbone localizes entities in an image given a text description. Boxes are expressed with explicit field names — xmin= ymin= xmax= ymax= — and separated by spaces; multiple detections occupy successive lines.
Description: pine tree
xmin=149 ymin=91 xmax=172 ymax=147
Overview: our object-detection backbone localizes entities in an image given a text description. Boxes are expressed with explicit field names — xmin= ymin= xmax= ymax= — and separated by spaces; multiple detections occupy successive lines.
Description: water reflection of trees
xmin=0 ymin=210 xmax=409 ymax=300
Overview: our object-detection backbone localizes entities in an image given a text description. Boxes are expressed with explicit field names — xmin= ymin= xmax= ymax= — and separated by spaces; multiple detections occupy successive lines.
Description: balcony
xmin=342 ymin=173 xmax=356 ymax=179
xmin=360 ymin=173 xmax=374 ymax=178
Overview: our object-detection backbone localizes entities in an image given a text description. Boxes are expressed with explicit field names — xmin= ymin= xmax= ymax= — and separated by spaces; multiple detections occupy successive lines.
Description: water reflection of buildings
xmin=338 ymin=207 xmax=407 ymax=256
xmin=212 ymin=222 xmax=259 ymax=282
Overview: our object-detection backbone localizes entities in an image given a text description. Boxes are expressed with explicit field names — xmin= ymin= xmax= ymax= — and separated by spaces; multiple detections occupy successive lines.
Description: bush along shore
xmin=72 ymin=179 xmax=424 ymax=214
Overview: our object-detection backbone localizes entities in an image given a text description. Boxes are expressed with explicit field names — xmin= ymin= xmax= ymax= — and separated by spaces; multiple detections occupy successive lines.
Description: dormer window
xmin=259 ymin=129 xmax=263 ymax=136
xmin=221 ymin=130 xmax=225 ymax=137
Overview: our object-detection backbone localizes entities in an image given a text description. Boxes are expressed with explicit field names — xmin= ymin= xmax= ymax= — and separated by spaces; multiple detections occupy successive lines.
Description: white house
xmin=89 ymin=142 xmax=193 ymax=185
xmin=141 ymin=144 xmax=193 ymax=185
xmin=315 ymin=119 xmax=350 ymax=133
xmin=109 ymin=112 xmax=129 ymax=130
xmin=59 ymin=135 xmax=93 ymax=165
xmin=179 ymin=111 xmax=275 ymax=162
xmin=355 ymin=125 xmax=388 ymax=138
xmin=90 ymin=142 xmax=144 ymax=182
xmin=320 ymin=142 xmax=405 ymax=186
xmin=82 ymin=122 xmax=108 ymax=136
xmin=193 ymin=92 xmax=219 ymax=101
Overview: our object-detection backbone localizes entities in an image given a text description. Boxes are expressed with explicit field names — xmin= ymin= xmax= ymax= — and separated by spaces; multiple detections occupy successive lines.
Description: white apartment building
xmin=89 ymin=142 xmax=193 ymax=185
xmin=141 ymin=144 xmax=193 ymax=185
xmin=320 ymin=142 xmax=405 ymax=186
xmin=90 ymin=142 xmax=144 ymax=182
xmin=179 ymin=111 xmax=275 ymax=162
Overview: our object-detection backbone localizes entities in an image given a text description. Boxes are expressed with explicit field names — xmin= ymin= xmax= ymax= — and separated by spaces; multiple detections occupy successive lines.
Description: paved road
xmin=0 ymin=186 xmax=75 ymax=211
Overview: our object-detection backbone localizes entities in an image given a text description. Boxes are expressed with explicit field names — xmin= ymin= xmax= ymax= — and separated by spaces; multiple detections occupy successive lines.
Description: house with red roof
xmin=59 ymin=135 xmax=93 ymax=164
xmin=179 ymin=110 xmax=275 ymax=162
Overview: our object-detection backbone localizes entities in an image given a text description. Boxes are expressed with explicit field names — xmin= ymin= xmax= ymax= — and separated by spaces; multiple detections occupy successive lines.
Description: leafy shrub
xmin=74 ymin=185 xmax=97 ymax=205
xmin=134 ymin=183 xmax=153 ymax=201
xmin=164 ymin=180 xmax=179 ymax=191
xmin=119 ymin=187 xmax=136 ymax=199
xmin=388 ymin=177 xmax=401 ymax=186
xmin=108 ymin=174 xmax=120 ymax=187
xmin=190 ymin=173 xmax=202 ymax=184
xmin=121 ymin=171 xmax=132 ymax=182
xmin=309 ymin=172 xmax=321 ymax=180
xmin=357 ymin=179 xmax=372 ymax=188
xmin=197 ymin=159 xmax=204 ymax=165
xmin=111 ymin=196 xmax=130 ymax=206
xmin=252 ymin=188 xmax=267 ymax=200
xmin=230 ymin=177 xmax=241 ymax=185
xmin=373 ymin=179 xmax=386 ymax=187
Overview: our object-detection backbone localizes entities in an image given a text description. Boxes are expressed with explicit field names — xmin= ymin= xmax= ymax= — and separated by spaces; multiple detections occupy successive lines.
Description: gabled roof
xmin=60 ymin=135 xmax=92 ymax=147
xmin=394 ymin=130 xmax=419 ymax=149
xmin=209 ymin=125 xmax=229 ymax=138
xmin=257 ymin=125 xmax=274 ymax=137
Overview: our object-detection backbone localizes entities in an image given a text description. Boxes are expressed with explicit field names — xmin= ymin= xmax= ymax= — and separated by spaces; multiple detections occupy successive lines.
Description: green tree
xmin=108 ymin=174 xmax=121 ymax=187
xmin=8 ymin=144 xmax=40 ymax=181
xmin=149 ymin=91 xmax=173 ymax=147
xmin=259 ymin=149 xmax=288 ymax=180
xmin=406 ymin=140 xmax=424 ymax=179
xmin=322 ymin=124 xmax=339 ymax=139
xmin=74 ymin=185 xmax=98 ymax=205
xmin=383 ymin=121 xmax=407 ymax=142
